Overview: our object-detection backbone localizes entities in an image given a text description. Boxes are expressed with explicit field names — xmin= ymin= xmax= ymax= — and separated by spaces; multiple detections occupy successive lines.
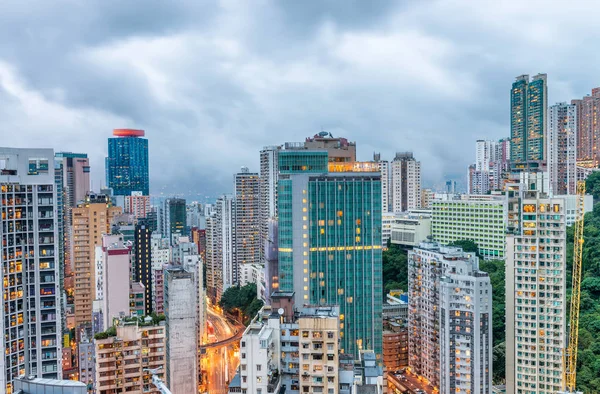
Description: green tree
xmin=219 ymin=283 xmax=261 ymax=325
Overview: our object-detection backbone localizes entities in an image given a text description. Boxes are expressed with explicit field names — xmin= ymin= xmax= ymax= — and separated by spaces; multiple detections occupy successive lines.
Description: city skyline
xmin=4 ymin=1 xmax=600 ymax=196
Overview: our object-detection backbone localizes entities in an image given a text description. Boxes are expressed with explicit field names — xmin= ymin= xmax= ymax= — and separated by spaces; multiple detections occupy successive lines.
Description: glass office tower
xmin=105 ymin=129 xmax=149 ymax=196
xmin=278 ymin=151 xmax=383 ymax=358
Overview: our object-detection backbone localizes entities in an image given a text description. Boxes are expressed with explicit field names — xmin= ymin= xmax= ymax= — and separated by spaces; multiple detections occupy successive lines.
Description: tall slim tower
xmin=105 ymin=129 xmax=149 ymax=196
xmin=162 ymin=198 xmax=187 ymax=243
xmin=205 ymin=195 xmax=235 ymax=301
xmin=374 ymin=153 xmax=390 ymax=213
xmin=164 ymin=267 xmax=198 ymax=393
xmin=505 ymin=183 xmax=566 ymax=394
xmin=72 ymin=193 xmax=122 ymax=328
xmin=278 ymin=150 xmax=383 ymax=358
xmin=259 ymin=146 xmax=281 ymax=264
xmin=234 ymin=167 xmax=260 ymax=266
xmin=391 ymin=152 xmax=421 ymax=212
xmin=511 ymin=74 xmax=548 ymax=170
xmin=135 ymin=219 xmax=153 ymax=315
xmin=571 ymin=87 xmax=600 ymax=166
xmin=0 ymin=148 xmax=63 ymax=391
xmin=548 ymin=103 xmax=577 ymax=195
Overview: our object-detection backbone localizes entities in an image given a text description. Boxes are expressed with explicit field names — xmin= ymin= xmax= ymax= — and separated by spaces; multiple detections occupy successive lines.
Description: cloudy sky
xmin=1 ymin=0 xmax=599 ymax=198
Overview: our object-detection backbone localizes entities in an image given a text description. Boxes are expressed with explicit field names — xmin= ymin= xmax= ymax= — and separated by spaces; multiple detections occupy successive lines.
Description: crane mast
xmin=562 ymin=180 xmax=586 ymax=394
xmin=144 ymin=367 xmax=172 ymax=394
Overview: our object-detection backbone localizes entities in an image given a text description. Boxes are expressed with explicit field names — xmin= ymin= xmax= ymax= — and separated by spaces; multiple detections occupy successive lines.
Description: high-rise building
xmin=259 ymin=146 xmax=281 ymax=265
xmin=264 ymin=218 xmax=279 ymax=304
xmin=431 ymin=195 xmax=507 ymax=259
xmin=548 ymin=102 xmax=578 ymax=195
xmin=511 ymin=74 xmax=548 ymax=170
xmin=72 ymin=193 xmax=122 ymax=327
xmin=408 ymin=242 xmax=492 ymax=392
xmin=164 ymin=267 xmax=198 ymax=393
xmin=277 ymin=150 xmax=382 ymax=358
xmin=234 ymin=167 xmax=260 ymax=266
xmin=391 ymin=152 xmax=421 ymax=212
xmin=572 ymin=87 xmax=600 ymax=166
xmin=135 ymin=220 xmax=153 ymax=315
xmin=205 ymin=194 xmax=235 ymax=300
xmin=161 ymin=198 xmax=187 ymax=243
xmin=124 ymin=191 xmax=150 ymax=220
xmin=374 ymin=153 xmax=391 ymax=213
xmin=105 ymin=129 xmax=149 ymax=196
xmin=93 ymin=321 xmax=166 ymax=394
xmin=505 ymin=185 xmax=566 ymax=394
xmin=475 ymin=140 xmax=498 ymax=171
xmin=54 ymin=152 xmax=90 ymax=331
xmin=99 ymin=234 xmax=132 ymax=329
xmin=0 ymin=148 xmax=63 ymax=391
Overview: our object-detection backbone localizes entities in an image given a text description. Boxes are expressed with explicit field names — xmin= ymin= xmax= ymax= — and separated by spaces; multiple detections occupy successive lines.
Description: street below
xmin=201 ymin=306 xmax=243 ymax=394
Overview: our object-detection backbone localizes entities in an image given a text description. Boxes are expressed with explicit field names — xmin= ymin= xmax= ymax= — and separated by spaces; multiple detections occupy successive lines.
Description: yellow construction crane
xmin=563 ymin=180 xmax=586 ymax=394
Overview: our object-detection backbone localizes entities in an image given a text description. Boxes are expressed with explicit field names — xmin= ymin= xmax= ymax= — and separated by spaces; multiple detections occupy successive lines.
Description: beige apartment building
xmin=94 ymin=321 xmax=166 ymax=394
xmin=72 ymin=193 xmax=121 ymax=327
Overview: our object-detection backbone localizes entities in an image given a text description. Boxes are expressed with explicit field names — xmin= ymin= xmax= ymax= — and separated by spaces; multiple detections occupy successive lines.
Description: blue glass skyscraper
xmin=105 ymin=129 xmax=149 ymax=196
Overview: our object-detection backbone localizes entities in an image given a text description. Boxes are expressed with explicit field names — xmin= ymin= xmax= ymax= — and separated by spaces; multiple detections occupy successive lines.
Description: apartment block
xmin=408 ymin=242 xmax=492 ymax=392
xmin=389 ymin=210 xmax=432 ymax=248
xmin=548 ymin=103 xmax=577 ymax=195
xmin=432 ymin=195 xmax=507 ymax=259
xmin=391 ymin=152 xmax=421 ymax=212
xmin=72 ymin=193 xmax=121 ymax=327
xmin=505 ymin=187 xmax=566 ymax=394
xmin=0 ymin=148 xmax=63 ymax=392
xmin=94 ymin=321 xmax=166 ymax=394
xmin=234 ymin=166 xmax=261 ymax=266
xmin=571 ymin=87 xmax=600 ymax=166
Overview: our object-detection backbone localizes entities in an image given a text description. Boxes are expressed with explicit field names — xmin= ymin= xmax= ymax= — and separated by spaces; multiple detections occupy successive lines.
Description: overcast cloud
xmin=1 ymin=0 xmax=599 ymax=198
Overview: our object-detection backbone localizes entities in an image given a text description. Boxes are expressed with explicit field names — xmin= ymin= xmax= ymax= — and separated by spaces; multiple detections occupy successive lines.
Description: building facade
xmin=234 ymin=167 xmax=261 ymax=266
xmin=105 ymin=129 xmax=149 ymax=196
xmin=124 ymin=191 xmax=150 ymax=220
xmin=548 ymin=102 xmax=577 ymax=195
xmin=408 ymin=242 xmax=492 ymax=393
xmin=391 ymin=152 xmax=421 ymax=212
xmin=259 ymin=146 xmax=281 ymax=266
xmin=505 ymin=189 xmax=566 ymax=394
xmin=206 ymin=194 xmax=235 ymax=301
xmin=511 ymin=74 xmax=548 ymax=170
xmin=0 ymin=148 xmax=63 ymax=392
xmin=72 ymin=194 xmax=121 ymax=327
xmin=432 ymin=195 xmax=507 ymax=259
xmin=278 ymin=150 xmax=383 ymax=358
xmin=572 ymin=87 xmax=600 ymax=166
xmin=93 ymin=321 xmax=166 ymax=394
xmin=164 ymin=268 xmax=198 ymax=393
xmin=135 ymin=220 xmax=153 ymax=315
xmin=100 ymin=234 xmax=132 ymax=330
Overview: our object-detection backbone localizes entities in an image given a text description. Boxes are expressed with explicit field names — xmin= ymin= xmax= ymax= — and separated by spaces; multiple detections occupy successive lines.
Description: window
xmin=257 ymin=364 xmax=262 ymax=371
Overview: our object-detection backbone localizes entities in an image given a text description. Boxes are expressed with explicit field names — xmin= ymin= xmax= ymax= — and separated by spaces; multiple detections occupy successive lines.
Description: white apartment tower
xmin=475 ymin=140 xmax=498 ymax=171
xmin=408 ymin=242 xmax=493 ymax=392
xmin=505 ymin=186 xmax=566 ymax=394
xmin=391 ymin=152 xmax=421 ymax=212
xmin=0 ymin=148 xmax=63 ymax=392
xmin=259 ymin=146 xmax=280 ymax=264
xmin=234 ymin=167 xmax=261 ymax=266
xmin=548 ymin=103 xmax=577 ymax=195
xmin=374 ymin=152 xmax=390 ymax=213
xmin=206 ymin=194 xmax=235 ymax=301
xmin=439 ymin=254 xmax=493 ymax=394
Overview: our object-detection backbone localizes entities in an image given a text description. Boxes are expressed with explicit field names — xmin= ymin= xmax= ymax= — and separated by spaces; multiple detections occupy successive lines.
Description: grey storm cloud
xmin=1 ymin=0 xmax=600 ymax=198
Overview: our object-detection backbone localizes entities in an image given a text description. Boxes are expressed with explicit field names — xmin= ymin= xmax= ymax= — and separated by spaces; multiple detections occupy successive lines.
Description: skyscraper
xmin=391 ymin=152 xmax=421 ymax=212
xmin=277 ymin=150 xmax=383 ymax=358
xmin=571 ymin=87 xmax=600 ymax=167
xmin=161 ymin=198 xmax=187 ymax=243
xmin=511 ymin=74 xmax=548 ymax=170
xmin=205 ymin=194 xmax=235 ymax=301
xmin=548 ymin=102 xmax=577 ymax=195
xmin=135 ymin=219 xmax=153 ymax=315
xmin=234 ymin=167 xmax=260 ymax=266
xmin=72 ymin=193 xmax=122 ymax=327
xmin=0 ymin=148 xmax=63 ymax=391
xmin=259 ymin=145 xmax=281 ymax=264
xmin=105 ymin=129 xmax=149 ymax=196
xmin=164 ymin=267 xmax=198 ymax=393
xmin=408 ymin=242 xmax=492 ymax=393
xmin=374 ymin=152 xmax=391 ymax=213
xmin=99 ymin=234 xmax=132 ymax=330
xmin=505 ymin=183 xmax=566 ymax=394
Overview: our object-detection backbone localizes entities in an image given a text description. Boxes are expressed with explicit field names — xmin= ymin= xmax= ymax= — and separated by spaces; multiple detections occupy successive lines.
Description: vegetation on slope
xmin=219 ymin=283 xmax=264 ymax=326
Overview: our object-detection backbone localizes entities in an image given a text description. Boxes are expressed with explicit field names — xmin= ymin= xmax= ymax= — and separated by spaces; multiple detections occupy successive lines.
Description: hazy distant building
xmin=391 ymin=152 xmax=421 ymax=212
xmin=124 ymin=191 xmax=150 ymax=219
